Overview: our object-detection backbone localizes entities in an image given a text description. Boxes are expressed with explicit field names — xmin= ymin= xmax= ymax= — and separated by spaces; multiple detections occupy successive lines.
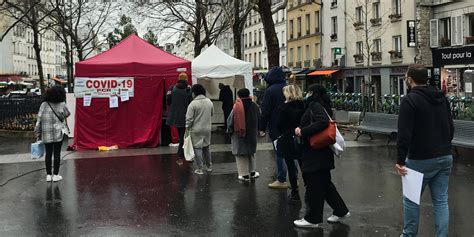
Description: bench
xmin=452 ymin=120 xmax=474 ymax=153
xmin=355 ymin=112 xmax=398 ymax=144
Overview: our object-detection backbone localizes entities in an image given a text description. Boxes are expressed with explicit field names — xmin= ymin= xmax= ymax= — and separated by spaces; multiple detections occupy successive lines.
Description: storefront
xmin=344 ymin=68 xmax=381 ymax=96
xmin=390 ymin=66 xmax=408 ymax=96
xmin=432 ymin=46 xmax=474 ymax=97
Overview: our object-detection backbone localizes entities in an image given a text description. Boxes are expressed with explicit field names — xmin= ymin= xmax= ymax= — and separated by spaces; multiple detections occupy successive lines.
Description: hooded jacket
xmin=166 ymin=80 xmax=192 ymax=127
xmin=397 ymin=85 xmax=454 ymax=165
xmin=259 ymin=66 xmax=286 ymax=140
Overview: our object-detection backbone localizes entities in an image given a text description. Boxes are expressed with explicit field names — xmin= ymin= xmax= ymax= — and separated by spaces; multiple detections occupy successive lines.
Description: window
xmin=451 ymin=16 xmax=463 ymax=46
xmin=254 ymin=53 xmax=257 ymax=67
xmin=297 ymin=17 xmax=302 ymax=37
xmin=393 ymin=0 xmax=401 ymax=15
xmin=430 ymin=19 xmax=439 ymax=47
xmin=315 ymin=11 xmax=320 ymax=32
xmin=305 ymin=45 xmax=311 ymax=60
xmin=331 ymin=16 xmax=338 ymax=40
xmin=244 ymin=34 xmax=247 ymax=47
xmin=331 ymin=0 xmax=337 ymax=7
xmin=356 ymin=7 xmax=363 ymax=23
xmin=315 ymin=43 xmax=320 ymax=59
xmin=254 ymin=30 xmax=257 ymax=45
xmin=289 ymin=20 xmax=294 ymax=39
xmin=258 ymin=52 xmax=262 ymax=67
xmin=281 ymin=31 xmax=285 ymax=47
xmin=373 ymin=1 xmax=380 ymax=19
xmin=467 ymin=14 xmax=474 ymax=44
xmin=297 ymin=46 xmax=302 ymax=62
xmin=289 ymin=48 xmax=294 ymax=63
xmin=374 ymin=39 xmax=381 ymax=52
xmin=305 ymin=14 xmax=311 ymax=35
xmin=356 ymin=41 xmax=363 ymax=55
xmin=249 ymin=33 xmax=252 ymax=47
xmin=393 ymin=35 xmax=402 ymax=52
xmin=259 ymin=30 xmax=262 ymax=45
xmin=439 ymin=18 xmax=451 ymax=46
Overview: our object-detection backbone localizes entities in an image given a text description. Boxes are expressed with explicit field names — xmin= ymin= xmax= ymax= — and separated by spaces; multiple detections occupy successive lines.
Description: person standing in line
xmin=167 ymin=73 xmax=192 ymax=166
xmin=259 ymin=66 xmax=288 ymax=189
xmin=277 ymin=85 xmax=305 ymax=201
xmin=228 ymin=88 xmax=260 ymax=182
xmin=186 ymin=84 xmax=214 ymax=175
xmin=396 ymin=64 xmax=454 ymax=237
xmin=35 ymin=86 xmax=70 ymax=182
xmin=219 ymin=83 xmax=234 ymax=132
xmin=293 ymin=84 xmax=350 ymax=228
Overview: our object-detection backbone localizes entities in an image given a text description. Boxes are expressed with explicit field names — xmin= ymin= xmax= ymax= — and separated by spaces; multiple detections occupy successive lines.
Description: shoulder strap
xmin=47 ymin=102 xmax=64 ymax=122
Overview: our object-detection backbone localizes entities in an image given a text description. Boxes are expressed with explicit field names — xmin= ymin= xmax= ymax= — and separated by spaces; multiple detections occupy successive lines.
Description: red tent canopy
xmin=74 ymin=34 xmax=191 ymax=150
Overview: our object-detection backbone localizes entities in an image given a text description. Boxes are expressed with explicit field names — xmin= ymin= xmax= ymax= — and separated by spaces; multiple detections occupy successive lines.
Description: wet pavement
xmin=0 ymin=132 xmax=473 ymax=236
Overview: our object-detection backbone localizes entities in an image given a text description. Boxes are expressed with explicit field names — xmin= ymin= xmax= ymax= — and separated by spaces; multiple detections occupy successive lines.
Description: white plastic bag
xmin=31 ymin=141 xmax=44 ymax=159
xmin=330 ymin=126 xmax=346 ymax=156
xmin=183 ymin=135 xmax=195 ymax=161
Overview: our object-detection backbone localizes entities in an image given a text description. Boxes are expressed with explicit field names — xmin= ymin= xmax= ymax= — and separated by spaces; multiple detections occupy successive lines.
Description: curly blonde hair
xmin=283 ymin=84 xmax=303 ymax=102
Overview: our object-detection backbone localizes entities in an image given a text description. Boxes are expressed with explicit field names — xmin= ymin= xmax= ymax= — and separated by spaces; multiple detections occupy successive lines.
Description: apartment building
xmin=286 ymin=0 xmax=322 ymax=70
xmin=321 ymin=0 xmax=346 ymax=69
xmin=0 ymin=16 xmax=13 ymax=74
xmin=426 ymin=0 xmax=474 ymax=96
xmin=243 ymin=1 xmax=287 ymax=70
xmin=344 ymin=0 xmax=417 ymax=96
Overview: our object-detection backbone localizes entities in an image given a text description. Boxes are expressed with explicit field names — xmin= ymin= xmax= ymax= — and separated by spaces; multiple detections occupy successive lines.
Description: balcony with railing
xmin=330 ymin=33 xmax=338 ymax=42
xmin=304 ymin=60 xmax=311 ymax=68
xmin=353 ymin=22 xmax=364 ymax=30
xmin=389 ymin=50 xmax=403 ymax=62
xmin=371 ymin=52 xmax=382 ymax=62
xmin=370 ymin=18 xmax=382 ymax=26
xmin=389 ymin=13 xmax=402 ymax=22
xmin=353 ymin=54 xmax=364 ymax=64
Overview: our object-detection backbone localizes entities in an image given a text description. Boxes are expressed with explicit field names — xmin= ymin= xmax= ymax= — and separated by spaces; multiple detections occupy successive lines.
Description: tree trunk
xmin=64 ymin=35 xmax=73 ymax=92
xmin=193 ymin=0 xmax=203 ymax=57
xmin=30 ymin=6 xmax=45 ymax=93
xmin=257 ymin=0 xmax=279 ymax=68
xmin=232 ymin=0 xmax=243 ymax=59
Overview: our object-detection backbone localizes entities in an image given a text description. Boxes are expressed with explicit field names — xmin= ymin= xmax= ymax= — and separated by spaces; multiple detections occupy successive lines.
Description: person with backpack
xmin=35 ymin=86 xmax=70 ymax=182
xmin=167 ymin=73 xmax=192 ymax=166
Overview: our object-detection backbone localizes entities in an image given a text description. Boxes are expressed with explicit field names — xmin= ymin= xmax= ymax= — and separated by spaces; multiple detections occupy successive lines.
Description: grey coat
xmin=34 ymin=102 xmax=70 ymax=143
xmin=228 ymin=99 xmax=259 ymax=155
xmin=185 ymin=95 xmax=214 ymax=148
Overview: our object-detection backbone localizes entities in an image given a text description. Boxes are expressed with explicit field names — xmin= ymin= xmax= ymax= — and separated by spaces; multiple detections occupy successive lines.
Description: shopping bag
xmin=183 ymin=135 xmax=195 ymax=161
xmin=31 ymin=141 xmax=44 ymax=159
xmin=330 ymin=126 xmax=346 ymax=156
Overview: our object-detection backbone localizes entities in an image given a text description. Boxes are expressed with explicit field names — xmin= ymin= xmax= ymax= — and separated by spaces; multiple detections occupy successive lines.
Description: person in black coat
xmin=219 ymin=83 xmax=234 ymax=131
xmin=293 ymin=84 xmax=350 ymax=228
xmin=277 ymin=85 xmax=305 ymax=202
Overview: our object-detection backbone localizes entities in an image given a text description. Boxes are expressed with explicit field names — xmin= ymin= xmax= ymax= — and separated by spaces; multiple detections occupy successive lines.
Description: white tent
xmin=192 ymin=45 xmax=253 ymax=97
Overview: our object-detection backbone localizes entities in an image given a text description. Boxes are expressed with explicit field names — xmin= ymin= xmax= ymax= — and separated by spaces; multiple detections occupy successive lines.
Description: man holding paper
xmin=396 ymin=64 xmax=454 ymax=237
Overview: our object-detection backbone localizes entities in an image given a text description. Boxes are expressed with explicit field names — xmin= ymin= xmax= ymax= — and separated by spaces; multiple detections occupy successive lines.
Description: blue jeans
xmin=272 ymin=140 xmax=287 ymax=182
xmin=403 ymin=155 xmax=453 ymax=237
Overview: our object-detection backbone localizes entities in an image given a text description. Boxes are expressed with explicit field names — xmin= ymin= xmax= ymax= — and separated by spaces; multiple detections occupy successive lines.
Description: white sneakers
xmin=168 ymin=143 xmax=179 ymax=147
xmin=327 ymin=212 xmax=351 ymax=223
xmin=46 ymin=175 xmax=63 ymax=182
xmin=206 ymin=167 xmax=212 ymax=172
xmin=293 ymin=218 xmax=320 ymax=228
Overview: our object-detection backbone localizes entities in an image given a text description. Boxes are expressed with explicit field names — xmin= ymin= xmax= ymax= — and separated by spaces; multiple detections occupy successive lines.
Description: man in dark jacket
xmin=259 ymin=66 xmax=288 ymax=189
xmin=219 ymin=83 xmax=233 ymax=131
xmin=396 ymin=64 xmax=454 ymax=237
xmin=167 ymin=73 xmax=192 ymax=166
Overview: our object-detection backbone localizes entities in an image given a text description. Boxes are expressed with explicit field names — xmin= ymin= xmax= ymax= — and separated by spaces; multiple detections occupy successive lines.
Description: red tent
xmin=73 ymin=34 xmax=191 ymax=150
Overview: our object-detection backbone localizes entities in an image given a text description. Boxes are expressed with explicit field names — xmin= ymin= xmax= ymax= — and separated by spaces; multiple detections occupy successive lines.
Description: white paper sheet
xmin=402 ymin=168 xmax=424 ymax=205
xmin=120 ymin=90 xmax=130 ymax=102
xmin=109 ymin=96 xmax=118 ymax=108
xmin=83 ymin=94 xmax=92 ymax=107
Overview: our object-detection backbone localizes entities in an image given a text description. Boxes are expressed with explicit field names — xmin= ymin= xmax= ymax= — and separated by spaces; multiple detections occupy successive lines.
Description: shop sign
xmin=74 ymin=77 xmax=134 ymax=98
xmin=407 ymin=20 xmax=416 ymax=47
xmin=432 ymin=46 xmax=474 ymax=67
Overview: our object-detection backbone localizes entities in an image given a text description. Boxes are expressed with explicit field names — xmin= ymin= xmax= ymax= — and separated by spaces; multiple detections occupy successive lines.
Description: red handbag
xmin=309 ymin=109 xmax=337 ymax=149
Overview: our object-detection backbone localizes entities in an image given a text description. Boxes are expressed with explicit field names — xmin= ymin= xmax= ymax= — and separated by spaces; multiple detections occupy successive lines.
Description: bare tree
xmin=345 ymin=0 xmax=391 ymax=112
xmin=0 ymin=0 xmax=39 ymax=42
xmin=139 ymin=0 xmax=230 ymax=57
xmin=254 ymin=0 xmax=287 ymax=68
xmin=219 ymin=0 xmax=256 ymax=59
xmin=1 ymin=0 xmax=56 ymax=93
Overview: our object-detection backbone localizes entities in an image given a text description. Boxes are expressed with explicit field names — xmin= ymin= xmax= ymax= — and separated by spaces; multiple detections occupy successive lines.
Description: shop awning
xmin=308 ymin=70 xmax=339 ymax=76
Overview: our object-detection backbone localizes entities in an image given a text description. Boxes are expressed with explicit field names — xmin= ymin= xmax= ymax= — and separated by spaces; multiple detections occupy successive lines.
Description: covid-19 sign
xmin=74 ymin=77 xmax=134 ymax=98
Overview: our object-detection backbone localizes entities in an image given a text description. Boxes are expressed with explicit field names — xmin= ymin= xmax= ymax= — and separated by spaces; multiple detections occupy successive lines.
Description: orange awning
xmin=308 ymin=70 xmax=339 ymax=76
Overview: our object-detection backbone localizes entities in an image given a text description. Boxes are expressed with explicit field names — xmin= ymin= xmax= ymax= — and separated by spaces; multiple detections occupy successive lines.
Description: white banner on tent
xmin=74 ymin=77 xmax=135 ymax=98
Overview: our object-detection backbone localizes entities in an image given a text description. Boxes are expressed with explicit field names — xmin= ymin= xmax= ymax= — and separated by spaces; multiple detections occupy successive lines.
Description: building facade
xmin=243 ymin=1 xmax=287 ymax=70
xmin=344 ymin=0 xmax=417 ymax=97
xmin=427 ymin=0 xmax=474 ymax=96
xmin=321 ymin=0 xmax=346 ymax=69
xmin=0 ymin=15 xmax=13 ymax=74
xmin=286 ymin=0 xmax=322 ymax=70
